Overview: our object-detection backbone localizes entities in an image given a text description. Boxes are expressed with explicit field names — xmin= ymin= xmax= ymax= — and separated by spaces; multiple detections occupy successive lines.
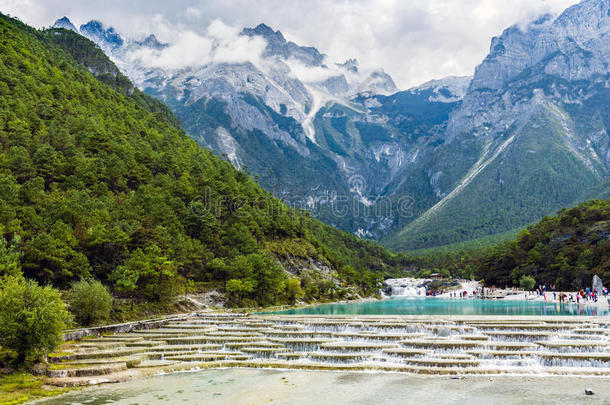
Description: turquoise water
xmin=268 ymin=297 xmax=609 ymax=316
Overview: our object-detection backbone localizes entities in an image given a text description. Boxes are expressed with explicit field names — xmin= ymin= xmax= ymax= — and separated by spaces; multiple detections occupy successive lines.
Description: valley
xmin=0 ymin=1 xmax=609 ymax=403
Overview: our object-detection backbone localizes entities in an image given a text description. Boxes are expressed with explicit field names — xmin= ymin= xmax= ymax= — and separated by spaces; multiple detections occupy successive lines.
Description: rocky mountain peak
xmin=242 ymin=23 xmax=286 ymax=44
xmin=357 ymin=69 xmax=398 ymax=95
xmin=412 ymin=75 xmax=472 ymax=103
xmin=337 ymin=58 xmax=359 ymax=73
xmin=80 ymin=20 xmax=124 ymax=49
xmin=53 ymin=16 xmax=77 ymax=32
xmin=241 ymin=23 xmax=325 ymax=66
xmin=136 ymin=34 xmax=168 ymax=50
xmin=471 ymin=0 xmax=609 ymax=92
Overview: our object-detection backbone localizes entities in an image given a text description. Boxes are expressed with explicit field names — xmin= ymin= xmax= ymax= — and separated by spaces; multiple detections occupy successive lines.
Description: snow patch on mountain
xmin=215 ymin=127 xmax=242 ymax=169
xmin=413 ymin=76 xmax=472 ymax=102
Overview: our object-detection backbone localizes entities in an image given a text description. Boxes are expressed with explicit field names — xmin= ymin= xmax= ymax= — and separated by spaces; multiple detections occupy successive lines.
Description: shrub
xmin=0 ymin=276 xmax=68 ymax=363
xmin=0 ymin=236 xmax=21 ymax=278
xmin=519 ymin=275 xmax=536 ymax=291
xmin=286 ymin=278 xmax=304 ymax=304
xmin=225 ymin=279 xmax=255 ymax=306
xmin=66 ymin=279 xmax=113 ymax=326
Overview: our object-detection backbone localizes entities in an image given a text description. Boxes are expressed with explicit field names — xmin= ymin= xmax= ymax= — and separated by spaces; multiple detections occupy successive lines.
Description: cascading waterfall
xmin=384 ymin=278 xmax=428 ymax=297
xmin=48 ymin=314 xmax=610 ymax=383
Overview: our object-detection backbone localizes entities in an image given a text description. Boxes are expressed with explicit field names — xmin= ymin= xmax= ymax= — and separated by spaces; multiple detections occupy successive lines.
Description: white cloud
xmin=125 ymin=19 xmax=267 ymax=71
xmin=212 ymin=34 xmax=266 ymax=65
xmin=285 ymin=58 xmax=342 ymax=83
xmin=0 ymin=0 xmax=579 ymax=88
xmin=207 ymin=18 xmax=238 ymax=40
xmin=130 ymin=31 xmax=213 ymax=70
xmin=206 ymin=19 xmax=267 ymax=65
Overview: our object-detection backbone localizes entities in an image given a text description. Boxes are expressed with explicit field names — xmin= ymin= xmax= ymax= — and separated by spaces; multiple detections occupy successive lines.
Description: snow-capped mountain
xmin=134 ymin=34 xmax=168 ymax=50
xmin=241 ymin=24 xmax=325 ymax=66
xmin=52 ymin=0 xmax=610 ymax=250
xmin=79 ymin=20 xmax=123 ymax=50
xmin=51 ymin=16 xmax=417 ymax=236
xmin=412 ymin=76 xmax=472 ymax=103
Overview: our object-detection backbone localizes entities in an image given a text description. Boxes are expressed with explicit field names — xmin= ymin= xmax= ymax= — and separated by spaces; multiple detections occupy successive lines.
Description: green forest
xmin=410 ymin=200 xmax=610 ymax=291
xmin=472 ymin=199 xmax=610 ymax=290
xmin=0 ymin=11 xmax=415 ymax=315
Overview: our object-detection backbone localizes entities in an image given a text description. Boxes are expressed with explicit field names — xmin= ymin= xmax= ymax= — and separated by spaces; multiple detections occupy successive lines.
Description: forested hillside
xmin=473 ymin=200 xmax=610 ymax=290
xmin=0 ymin=14 xmax=413 ymax=307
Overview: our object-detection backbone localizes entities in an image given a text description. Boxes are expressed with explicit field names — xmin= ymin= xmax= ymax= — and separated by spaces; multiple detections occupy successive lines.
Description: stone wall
xmin=62 ymin=314 xmax=190 ymax=341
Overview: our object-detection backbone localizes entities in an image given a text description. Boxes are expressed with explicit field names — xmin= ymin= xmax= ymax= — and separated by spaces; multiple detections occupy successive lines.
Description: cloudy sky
xmin=0 ymin=0 xmax=578 ymax=88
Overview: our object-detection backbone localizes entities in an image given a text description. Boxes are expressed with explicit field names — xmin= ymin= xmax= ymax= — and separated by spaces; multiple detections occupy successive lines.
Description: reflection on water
xmin=267 ymin=298 xmax=609 ymax=316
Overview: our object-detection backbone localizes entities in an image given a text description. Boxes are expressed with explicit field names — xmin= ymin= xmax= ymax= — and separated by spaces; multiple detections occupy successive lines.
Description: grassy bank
xmin=0 ymin=373 xmax=69 ymax=405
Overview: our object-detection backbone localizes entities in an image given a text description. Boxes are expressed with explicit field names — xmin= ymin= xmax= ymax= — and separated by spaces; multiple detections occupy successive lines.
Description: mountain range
xmin=53 ymin=0 xmax=610 ymax=251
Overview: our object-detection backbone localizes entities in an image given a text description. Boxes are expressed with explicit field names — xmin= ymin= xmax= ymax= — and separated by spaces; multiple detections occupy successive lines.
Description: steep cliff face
xmin=384 ymin=0 xmax=610 ymax=250
xmin=450 ymin=0 xmax=609 ymax=141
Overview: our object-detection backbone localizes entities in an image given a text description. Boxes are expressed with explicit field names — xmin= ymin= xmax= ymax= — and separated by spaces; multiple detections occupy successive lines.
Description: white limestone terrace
xmin=46 ymin=313 xmax=610 ymax=387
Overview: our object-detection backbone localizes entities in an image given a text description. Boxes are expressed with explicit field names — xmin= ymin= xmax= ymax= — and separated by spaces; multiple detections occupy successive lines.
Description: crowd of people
xmin=427 ymin=282 xmax=608 ymax=305
xmin=427 ymin=289 xmax=480 ymax=298
xmin=533 ymin=284 xmax=608 ymax=304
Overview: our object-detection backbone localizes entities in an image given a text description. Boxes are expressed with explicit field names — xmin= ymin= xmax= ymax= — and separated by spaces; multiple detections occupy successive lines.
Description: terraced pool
xmin=269 ymin=298 xmax=610 ymax=316
xmin=46 ymin=313 xmax=610 ymax=387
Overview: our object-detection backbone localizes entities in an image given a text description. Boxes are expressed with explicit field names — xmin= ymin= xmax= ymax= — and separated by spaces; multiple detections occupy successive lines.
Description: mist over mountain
xmin=54 ymin=0 xmax=610 ymax=250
